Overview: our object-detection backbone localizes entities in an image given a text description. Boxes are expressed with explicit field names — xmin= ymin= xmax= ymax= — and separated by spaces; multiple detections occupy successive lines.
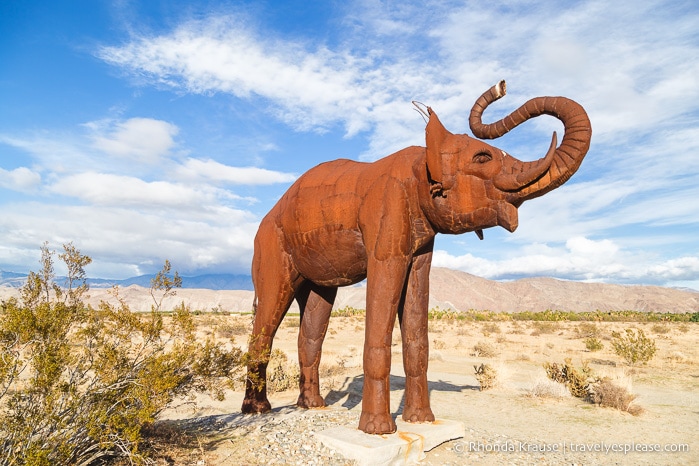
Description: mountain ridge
xmin=1 ymin=268 xmax=696 ymax=314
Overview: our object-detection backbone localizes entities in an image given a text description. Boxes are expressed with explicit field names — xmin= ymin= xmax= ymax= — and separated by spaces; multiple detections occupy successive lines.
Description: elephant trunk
xmin=469 ymin=80 xmax=592 ymax=205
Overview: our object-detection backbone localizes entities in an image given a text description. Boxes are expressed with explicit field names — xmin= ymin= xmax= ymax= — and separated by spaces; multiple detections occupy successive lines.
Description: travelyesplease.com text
xmin=456 ymin=441 xmax=690 ymax=455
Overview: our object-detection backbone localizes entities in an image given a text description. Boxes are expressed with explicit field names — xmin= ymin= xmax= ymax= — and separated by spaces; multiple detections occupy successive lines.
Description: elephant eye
xmin=473 ymin=152 xmax=492 ymax=164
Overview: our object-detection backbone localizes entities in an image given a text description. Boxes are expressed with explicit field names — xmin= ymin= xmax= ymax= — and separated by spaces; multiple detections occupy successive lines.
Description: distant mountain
xmin=1 ymin=268 xmax=697 ymax=314
xmin=0 ymin=271 xmax=253 ymax=291
xmin=0 ymin=271 xmax=26 ymax=288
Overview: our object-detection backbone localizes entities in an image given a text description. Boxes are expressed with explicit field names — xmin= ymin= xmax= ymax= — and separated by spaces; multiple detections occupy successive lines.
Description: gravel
xmin=173 ymin=406 xmax=671 ymax=465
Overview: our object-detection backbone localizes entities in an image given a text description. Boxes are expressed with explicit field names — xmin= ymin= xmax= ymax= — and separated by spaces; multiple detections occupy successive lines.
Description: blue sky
xmin=1 ymin=0 xmax=698 ymax=289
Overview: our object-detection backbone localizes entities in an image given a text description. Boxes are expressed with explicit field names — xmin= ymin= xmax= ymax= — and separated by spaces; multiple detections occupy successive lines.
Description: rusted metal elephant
xmin=241 ymin=80 xmax=591 ymax=434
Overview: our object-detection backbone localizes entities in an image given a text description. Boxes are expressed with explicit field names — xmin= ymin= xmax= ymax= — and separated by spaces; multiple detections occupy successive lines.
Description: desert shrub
xmin=543 ymin=359 xmax=597 ymax=399
xmin=481 ymin=322 xmax=501 ymax=336
xmin=690 ymin=312 xmax=699 ymax=323
xmin=0 ymin=244 xmax=243 ymax=465
xmin=611 ymin=328 xmax=657 ymax=365
xmin=331 ymin=306 xmax=365 ymax=317
xmin=266 ymin=349 xmax=299 ymax=394
xmin=216 ymin=318 xmax=251 ymax=338
xmin=530 ymin=321 xmax=559 ymax=335
xmin=472 ymin=341 xmax=498 ymax=358
xmin=589 ymin=378 xmax=643 ymax=416
xmin=575 ymin=322 xmax=600 ymax=339
xmin=526 ymin=377 xmax=571 ymax=399
xmin=473 ymin=364 xmax=497 ymax=391
xmin=428 ymin=307 xmax=460 ymax=320
xmin=543 ymin=359 xmax=644 ymax=414
xmin=432 ymin=339 xmax=446 ymax=350
xmin=650 ymin=323 xmax=670 ymax=334
xmin=584 ymin=337 xmax=604 ymax=352
xmin=283 ymin=316 xmax=301 ymax=328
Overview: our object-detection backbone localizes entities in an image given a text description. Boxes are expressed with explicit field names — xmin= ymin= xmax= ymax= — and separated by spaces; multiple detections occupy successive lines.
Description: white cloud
xmin=99 ymin=19 xmax=374 ymax=135
xmin=0 ymin=201 xmax=258 ymax=277
xmin=89 ymin=117 xmax=179 ymax=162
xmin=0 ymin=167 xmax=41 ymax=192
xmin=434 ymin=235 xmax=698 ymax=286
xmin=175 ymin=158 xmax=296 ymax=185
xmin=48 ymin=172 xmax=227 ymax=207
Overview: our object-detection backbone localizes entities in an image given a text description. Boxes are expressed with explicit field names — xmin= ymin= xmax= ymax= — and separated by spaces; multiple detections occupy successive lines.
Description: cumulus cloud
xmin=0 ymin=201 xmax=258 ymax=277
xmin=47 ymin=172 xmax=239 ymax=208
xmin=88 ymin=118 xmax=179 ymax=162
xmin=0 ymin=167 xmax=41 ymax=192
xmin=175 ymin=158 xmax=297 ymax=185
xmin=434 ymin=235 xmax=698 ymax=286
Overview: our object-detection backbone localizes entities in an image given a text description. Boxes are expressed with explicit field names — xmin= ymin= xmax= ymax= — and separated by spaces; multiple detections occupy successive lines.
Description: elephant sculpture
xmin=241 ymin=80 xmax=591 ymax=434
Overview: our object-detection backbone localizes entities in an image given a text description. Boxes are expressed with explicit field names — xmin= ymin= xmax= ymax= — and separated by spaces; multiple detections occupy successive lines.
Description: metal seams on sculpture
xmin=241 ymin=81 xmax=592 ymax=434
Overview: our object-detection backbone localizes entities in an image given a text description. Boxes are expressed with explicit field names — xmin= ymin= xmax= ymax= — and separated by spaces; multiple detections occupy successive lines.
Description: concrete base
xmin=314 ymin=419 xmax=464 ymax=466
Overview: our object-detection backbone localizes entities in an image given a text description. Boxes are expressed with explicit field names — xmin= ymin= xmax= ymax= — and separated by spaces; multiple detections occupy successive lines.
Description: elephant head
xmin=420 ymin=80 xmax=591 ymax=238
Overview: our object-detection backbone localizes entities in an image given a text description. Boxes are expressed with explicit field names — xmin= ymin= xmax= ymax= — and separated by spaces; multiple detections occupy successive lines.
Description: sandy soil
xmin=157 ymin=314 xmax=698 ymax=465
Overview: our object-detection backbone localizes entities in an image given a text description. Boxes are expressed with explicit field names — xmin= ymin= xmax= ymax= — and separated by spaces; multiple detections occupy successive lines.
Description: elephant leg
xmin=399 ymin=243 xmax=435 ymax=423
xmin=242 ymin=239 xmax=301 ymax=414
xmin=359 ymin=256 xmax=410 ymax=434
xmin=296 ymin=283 xmax=337 ymax=409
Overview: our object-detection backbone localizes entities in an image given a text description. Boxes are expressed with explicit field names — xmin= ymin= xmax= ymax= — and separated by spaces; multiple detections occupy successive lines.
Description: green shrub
xmin=611 ymin=328 xmax=657 ymax=365
xmin=0 ymin=244 xmax=244 ymax=465
xmin=331 ymin=306 xmax=365 ymax=317
xmin=584 ymin=337 xmax=604 ymax=352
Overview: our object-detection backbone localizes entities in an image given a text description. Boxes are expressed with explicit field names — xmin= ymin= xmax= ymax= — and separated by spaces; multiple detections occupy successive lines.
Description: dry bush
xmin=651 ymin=323 xmax=670 ymax=335
xmin=544 ymin=359 xmax=596 ymax=399
xmin=526 ymin=377 xmax=571 ymax=399
xmin=216 ymin=319 xmax=250 ymax=338
xmin=530 ymin=321 xmax=559 ymax=336
xmin=433 ymin=339 xmax=447 ymax=350
xmin=589 ymin=378 xmax=643 ymax=416
xmin=283 ymin=316 xmax=301 ymax=328
xmin=508 ymin=321 xmax=525 ymax=335
xmin=575 ymin=322 xmax=600 ymax=339
xmin=474 ymin=364 xmax=497 ymax=391
xmin=266 ymin=349 xmax=299 ymax=394
xmin=472 ymin=341 xmax=498 ymax=358
xmin=611 ymin=328 xmax=657 ymax=365
xmin=481 ymin=322 xmax=501 ymax=336
xmin=666 ymin=351 xmax=688 ymax=365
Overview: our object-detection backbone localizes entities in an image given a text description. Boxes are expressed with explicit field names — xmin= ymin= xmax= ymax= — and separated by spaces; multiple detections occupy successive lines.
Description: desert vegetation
xmin=1 ymin=249 xmax=696 ymax=464
xmin=0 ymin=244 xmax=245 ymax=465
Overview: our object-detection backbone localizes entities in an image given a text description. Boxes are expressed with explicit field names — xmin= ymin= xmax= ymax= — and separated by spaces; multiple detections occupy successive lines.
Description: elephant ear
xmin=425 ymin=109 xmax=451 ymax=190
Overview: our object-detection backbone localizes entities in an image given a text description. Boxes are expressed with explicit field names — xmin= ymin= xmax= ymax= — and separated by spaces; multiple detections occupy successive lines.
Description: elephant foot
xmin=241 ymin=397 xmax=271 ymax=414
xmin=359 ymin=411 xmax=396 ymax=434
xmin=402 ymin=406 xmax=435 ymax=423
xmin=297 ymin=390 xmax=326 ymax=409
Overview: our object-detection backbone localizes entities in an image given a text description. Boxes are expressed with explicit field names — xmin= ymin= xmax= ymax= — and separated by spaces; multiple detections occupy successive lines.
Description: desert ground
xmin=153 ymin=312 xmax=697 ymax=465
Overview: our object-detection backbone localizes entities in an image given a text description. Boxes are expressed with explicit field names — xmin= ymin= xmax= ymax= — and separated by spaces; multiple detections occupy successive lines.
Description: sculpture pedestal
xmin=314 ymin=418 xmax=464 ymax=466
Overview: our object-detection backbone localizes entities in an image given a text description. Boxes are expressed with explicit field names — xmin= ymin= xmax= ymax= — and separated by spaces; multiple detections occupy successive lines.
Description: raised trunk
xmin=469 ymin=80 xmax=592 ymax=205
